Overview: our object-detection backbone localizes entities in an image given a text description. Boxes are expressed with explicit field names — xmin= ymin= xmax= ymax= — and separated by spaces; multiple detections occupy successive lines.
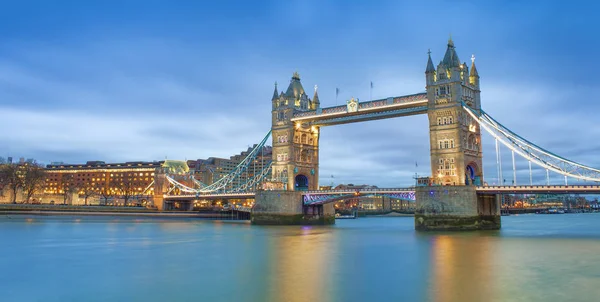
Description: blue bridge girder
xmin=302 ymin=188 xmax=416 ymax=206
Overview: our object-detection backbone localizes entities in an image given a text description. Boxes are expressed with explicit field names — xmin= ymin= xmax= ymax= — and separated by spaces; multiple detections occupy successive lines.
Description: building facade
xmin=271 ymin=72 xmax=321 ymax=190
xmin=188 ymin=145 xmax=272 ymax=190
xmin=426 ymin=38 xmax=483 ymax=186
xmin=44 ymin=161 xmax=162 ymax=205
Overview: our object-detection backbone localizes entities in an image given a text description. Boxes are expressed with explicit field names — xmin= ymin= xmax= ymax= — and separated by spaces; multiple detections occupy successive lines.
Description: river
xmin=1 ymin=214 xmax=599 ymax=302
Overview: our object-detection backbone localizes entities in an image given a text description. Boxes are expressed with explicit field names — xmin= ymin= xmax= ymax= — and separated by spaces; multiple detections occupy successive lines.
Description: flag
xmin=370 ymin=81 xmax=373 ymax=89
xmin=415 ymin=161 xmax=418 ymax=168
xmin=335 ymin=88 xmax=339 ymax=97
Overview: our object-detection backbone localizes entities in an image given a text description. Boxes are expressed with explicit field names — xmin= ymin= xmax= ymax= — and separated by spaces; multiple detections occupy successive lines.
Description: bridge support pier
xmin=414 ymin=186 xmax=501 ymax=231
xmin=251 ymin=191 xmax=335 ymax=225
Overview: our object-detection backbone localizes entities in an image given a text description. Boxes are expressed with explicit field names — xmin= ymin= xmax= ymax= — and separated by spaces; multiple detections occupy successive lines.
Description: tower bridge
xmin=160 ymin=38 xmax=600 ymax=231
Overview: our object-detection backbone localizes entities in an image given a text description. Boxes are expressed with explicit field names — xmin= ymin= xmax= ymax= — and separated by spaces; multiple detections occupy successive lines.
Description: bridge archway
xmin=466 ymin=162 xmax=479 ymax=185
xmin=295 ymin=174 xmax=309 ymax=191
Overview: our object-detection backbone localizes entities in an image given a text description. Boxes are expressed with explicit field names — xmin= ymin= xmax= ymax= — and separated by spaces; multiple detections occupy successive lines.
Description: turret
xmin=312 ymin=85 xmax=320 ymax=110
xmin=271 ymin=82 xmax=279 ymax=110
xmin=272 ymin=82 xmax=279 ymax=101
xmin=469 ymin=54 xmax=480 ymax=87
xmin=426 ymin=49 xmax=435 ymax=85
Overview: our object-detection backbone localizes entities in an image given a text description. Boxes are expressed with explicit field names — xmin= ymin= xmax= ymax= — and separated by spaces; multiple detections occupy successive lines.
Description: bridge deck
xmin=163 ymin=185 xmax=600 ymax=201
xmin=476 ymin=185 xmax=600 ymax=194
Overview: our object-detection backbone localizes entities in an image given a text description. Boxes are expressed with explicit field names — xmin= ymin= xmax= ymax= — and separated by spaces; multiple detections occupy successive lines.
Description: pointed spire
xmin=469 ymin=54 xmax=479 ymax=77
xmin=313 ymin=84 xmax=320 ymax=105
xmin=285 ymin=71 xmax=305 ymax=98
xmin=442 ymin=37 xmax=460 ymax=68
xmin=272 ymin=81 xmax=279 ymax=100
xmin=426 ymin=49 xmax=435 ymax=73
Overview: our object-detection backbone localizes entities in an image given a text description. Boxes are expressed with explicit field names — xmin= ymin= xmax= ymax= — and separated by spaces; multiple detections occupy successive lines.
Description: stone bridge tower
xmin=271 ymin=73 xmax=321 ymax=190
xmin=426 ymin=38 xmax=483 ymax=185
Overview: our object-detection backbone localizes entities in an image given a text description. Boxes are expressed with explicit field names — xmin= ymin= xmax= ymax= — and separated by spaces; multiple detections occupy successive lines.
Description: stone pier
xmin=251 ymin=190 xmax=335 ymax=225
xmin=414 ymin=186 xmax=501 ymax=231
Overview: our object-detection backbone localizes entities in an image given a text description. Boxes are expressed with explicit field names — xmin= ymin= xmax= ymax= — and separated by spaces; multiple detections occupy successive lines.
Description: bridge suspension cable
xmin=164 ymin=130 xmax=272 ymax=194
xmin=463 ymin=103 xmax=600 ymax=182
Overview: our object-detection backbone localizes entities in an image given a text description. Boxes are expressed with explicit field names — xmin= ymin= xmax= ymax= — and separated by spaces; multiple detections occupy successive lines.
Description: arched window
xmin=450 ymin=140 xmax=455 ymax=148
xmin=442 ymin=117 xmax=447 ymax=125
xmin=448 ymin=116 xmax=453 ymax=124
xmin=444 ymin=141 xmax=449 ymax=149
xmin=439 ymin=141 xmax=443 ymax=149
xmin=437 ymin=117 xmax=441 ymax=125
xmin=301 ymin=134 xmax=307 ymax=144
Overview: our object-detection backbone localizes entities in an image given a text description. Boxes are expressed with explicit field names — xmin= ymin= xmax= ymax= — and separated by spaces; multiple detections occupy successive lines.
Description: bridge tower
xmin=416 ymin=38 xmax=499 ymax=231
xmin=426 ymin=38 xmax=483 ymax=186
xmin=270 ymin=72 xmax=320 ymax=191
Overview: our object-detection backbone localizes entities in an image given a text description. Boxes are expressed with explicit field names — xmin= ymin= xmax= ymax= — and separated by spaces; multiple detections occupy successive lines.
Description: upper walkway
xmin=291 ymin=93 xmax=428 ymax=126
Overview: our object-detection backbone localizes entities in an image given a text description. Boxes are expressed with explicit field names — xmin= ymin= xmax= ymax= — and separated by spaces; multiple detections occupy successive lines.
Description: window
xmin=448 ymin=116 xmax=453 ymax=124
xmin=437 ymin=117 xmax=441 ymax=125
xmin=442 ymin=117 xmax=447 ymax=125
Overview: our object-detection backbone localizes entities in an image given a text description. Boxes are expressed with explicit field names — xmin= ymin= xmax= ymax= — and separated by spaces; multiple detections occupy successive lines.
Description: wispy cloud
xmin=1 ymin=1 xmax=599 ymax=187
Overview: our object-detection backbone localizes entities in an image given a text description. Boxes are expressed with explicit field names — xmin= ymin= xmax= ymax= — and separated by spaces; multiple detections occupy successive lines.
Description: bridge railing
xmin=292 ymin=93 xmax=428 ymax=120
xmin=304 ymin=188 xmax=415 ymax=194
xmin=477 ymin=185 xmax=600 ymax=189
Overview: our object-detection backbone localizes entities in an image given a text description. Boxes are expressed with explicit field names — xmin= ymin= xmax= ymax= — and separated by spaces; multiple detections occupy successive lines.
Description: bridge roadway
xmin=291 ymin=93 xmax=428 ymax=126
xmin=164 ymin=185 xmax=600 ymax=201
xmin=476 ymin=185 xmax=600 ymax=194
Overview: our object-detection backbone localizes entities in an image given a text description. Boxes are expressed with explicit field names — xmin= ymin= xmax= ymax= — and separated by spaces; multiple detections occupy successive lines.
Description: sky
xmin=1 ymin=0 xmax=600 ymax=187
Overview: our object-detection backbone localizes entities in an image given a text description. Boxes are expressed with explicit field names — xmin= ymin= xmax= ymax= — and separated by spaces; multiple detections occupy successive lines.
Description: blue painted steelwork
xmin=303 ymin=190 xmax=416 ymax=205
xmin=309 ymin=106 xmax=428 ymax=126
xmin=463 ymin=103 xmax=600 ymax=182
xmin=165 ymin=131 xmax=272 ymax=194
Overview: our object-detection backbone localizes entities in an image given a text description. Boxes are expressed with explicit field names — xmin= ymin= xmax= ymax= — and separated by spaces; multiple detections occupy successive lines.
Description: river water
xmin=1 ymin=214 xmax=599 ymax=302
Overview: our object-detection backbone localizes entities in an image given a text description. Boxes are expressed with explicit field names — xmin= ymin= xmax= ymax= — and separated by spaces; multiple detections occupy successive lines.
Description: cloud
xmin=1 ymin=1 xmax=599 ymax=188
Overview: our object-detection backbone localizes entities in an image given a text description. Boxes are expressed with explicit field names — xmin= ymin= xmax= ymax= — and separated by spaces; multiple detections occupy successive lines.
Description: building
xmin=426 ymin=38 xmax=483 ymax=186
xmin=188 ymin=145 xmax=272 ymax=189
xmin=271 ymin=72 xmax=321 ymax=190
xmin=44 ymin=160 xmax=162 ymax=205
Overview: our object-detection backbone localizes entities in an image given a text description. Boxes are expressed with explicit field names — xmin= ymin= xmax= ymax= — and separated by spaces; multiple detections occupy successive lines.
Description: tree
xmin=22 ymin=164 xmax=46 ymax=203
xmin=59 ymin=174 xmax=77 ymax=205
xmin=99 ymin=186 xmax=114 ymax=206
xmin=80 ymin=183 xmax=97 ymax=206
xmin=0 ymin=163 xmax=23 ymax=203
xmin=114 ymin=176 xmax=138 ymax=206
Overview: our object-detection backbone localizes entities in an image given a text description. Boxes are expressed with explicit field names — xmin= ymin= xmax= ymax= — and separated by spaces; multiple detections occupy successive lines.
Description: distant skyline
xmin=1 ymin=0 xmax=600 ymax=187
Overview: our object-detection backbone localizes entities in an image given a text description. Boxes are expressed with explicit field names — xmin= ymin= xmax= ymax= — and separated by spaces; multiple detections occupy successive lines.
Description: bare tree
xmin=99 ymin=186 xmax=114 ymax=206
xmin=0 ymin=163 xmax=23 ymax=203
xmin=23 ymin=164 xmax=46 ymax=203
xmin=59 ymin=174 xmax=77 ymax=205
xmin=80 ymin=183 xmax=97 ymax=206
xmin=114 ymin=176 xmax=138 ymax=206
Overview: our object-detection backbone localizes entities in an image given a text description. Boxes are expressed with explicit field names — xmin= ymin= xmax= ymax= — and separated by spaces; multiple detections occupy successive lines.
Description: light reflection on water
xmin=0 ymin=214 xmax=599 ymax=302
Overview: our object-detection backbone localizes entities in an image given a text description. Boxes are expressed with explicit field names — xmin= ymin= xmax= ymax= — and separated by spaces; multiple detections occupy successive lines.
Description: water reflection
xmin=428 ymin=234 xmax=496 ymax=302
xmin=267 ymin=226 xmax=335 ymax=302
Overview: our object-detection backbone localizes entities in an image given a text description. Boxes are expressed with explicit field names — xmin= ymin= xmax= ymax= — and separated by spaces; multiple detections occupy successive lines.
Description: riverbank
xmin=0 ymin=204 xmax=250 ymax=220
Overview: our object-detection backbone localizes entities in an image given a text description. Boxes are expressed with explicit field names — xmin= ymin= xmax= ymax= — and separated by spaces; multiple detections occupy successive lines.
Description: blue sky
xmin=1 ymin=0 xmax=599 ymax=187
